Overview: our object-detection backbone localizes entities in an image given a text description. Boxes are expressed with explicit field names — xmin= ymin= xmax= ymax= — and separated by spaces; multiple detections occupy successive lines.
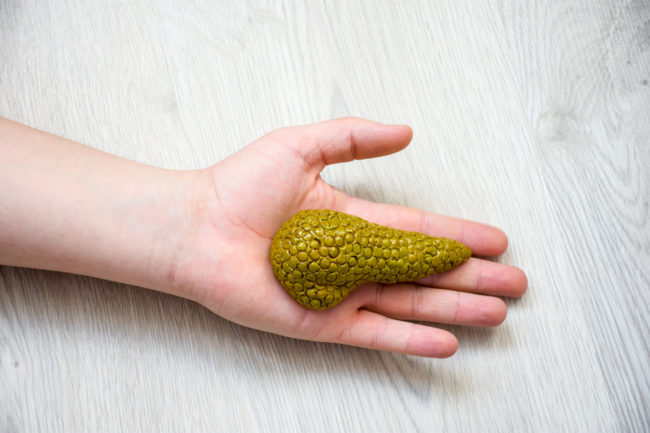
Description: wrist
xmin=99 ymin=167 xmax=205 ymax=299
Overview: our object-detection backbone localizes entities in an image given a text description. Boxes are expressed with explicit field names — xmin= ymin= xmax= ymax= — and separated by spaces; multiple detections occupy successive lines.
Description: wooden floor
xmin=1 ymin=1 xmax=648 ymax=431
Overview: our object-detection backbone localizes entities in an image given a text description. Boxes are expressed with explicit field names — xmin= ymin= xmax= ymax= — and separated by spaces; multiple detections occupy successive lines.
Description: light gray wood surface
xmin=1 ymin=1 xmax=648 ymax=431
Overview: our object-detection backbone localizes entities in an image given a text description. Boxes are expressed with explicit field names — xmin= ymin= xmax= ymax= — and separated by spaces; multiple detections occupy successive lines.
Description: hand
xmin=172 ymin=118 xmax=527 ymax=358
xmin=0 ymin=116 xmax=526 ymax=357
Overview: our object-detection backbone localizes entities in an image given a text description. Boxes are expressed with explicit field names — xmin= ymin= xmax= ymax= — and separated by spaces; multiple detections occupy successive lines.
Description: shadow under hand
xmin=1 ymin=266 xmax=471 ymax=405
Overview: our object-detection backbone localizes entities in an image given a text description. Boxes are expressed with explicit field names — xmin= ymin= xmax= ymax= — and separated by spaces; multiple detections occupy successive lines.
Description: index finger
xmin=337 ymin=195 xmax=508 ymax=256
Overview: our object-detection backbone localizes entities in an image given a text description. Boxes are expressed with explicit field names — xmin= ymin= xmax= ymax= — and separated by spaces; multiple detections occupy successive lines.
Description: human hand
xmin=172 ymin=118 xmax=527 ymax=358
xmin=0 ymin=116 xmax=524 ymax=357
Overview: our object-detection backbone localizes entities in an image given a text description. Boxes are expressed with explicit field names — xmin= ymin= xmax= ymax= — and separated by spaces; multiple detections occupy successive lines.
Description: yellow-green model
xmin=270 ymin=209 xmax=471 ymax=310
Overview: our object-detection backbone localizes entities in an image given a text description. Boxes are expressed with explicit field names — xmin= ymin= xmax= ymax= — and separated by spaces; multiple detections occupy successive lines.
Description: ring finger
xmin=361 ymin=283 xmax=508 ymax=327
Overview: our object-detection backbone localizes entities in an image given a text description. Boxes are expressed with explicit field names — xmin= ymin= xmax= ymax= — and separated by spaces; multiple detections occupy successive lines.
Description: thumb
xmin=266 ymin=117 xmax=413 ymax=170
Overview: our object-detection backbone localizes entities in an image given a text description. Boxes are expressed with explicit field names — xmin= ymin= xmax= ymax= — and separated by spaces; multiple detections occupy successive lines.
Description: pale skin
xmin=0 ymin=116 xmax=527 ymax=358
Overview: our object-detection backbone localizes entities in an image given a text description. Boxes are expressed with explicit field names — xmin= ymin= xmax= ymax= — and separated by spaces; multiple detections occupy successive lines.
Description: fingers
xmin=268 ymin=117 xmax=413 ymax=169
xmin=335 ymin=309 xmax=458 ymax=358
xmin=340 ymin=196 xmax=509 ymax=256
xmin=418 ymin=258 xmax=528 ymax=297
xmin=362 ymin=283 xmax=507 ymax=327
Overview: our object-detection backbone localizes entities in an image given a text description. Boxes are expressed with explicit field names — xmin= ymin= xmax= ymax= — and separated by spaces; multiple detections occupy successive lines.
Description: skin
xmin=0 ymin=116 xmax=527 ymax=358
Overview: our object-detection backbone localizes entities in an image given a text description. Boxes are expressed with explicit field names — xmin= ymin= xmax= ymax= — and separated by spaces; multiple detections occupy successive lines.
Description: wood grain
xmin=1 ymin=0 xmax=648 ymax=431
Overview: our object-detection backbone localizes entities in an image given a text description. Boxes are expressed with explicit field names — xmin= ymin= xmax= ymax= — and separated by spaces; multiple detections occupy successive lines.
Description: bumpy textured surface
xmin=270 ymin=209 xmax=472 ymax=310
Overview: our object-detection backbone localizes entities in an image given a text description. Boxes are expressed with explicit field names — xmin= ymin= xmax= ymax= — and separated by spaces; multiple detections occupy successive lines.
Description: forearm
xmin=0 ymin=117 xmax=198 ymax=297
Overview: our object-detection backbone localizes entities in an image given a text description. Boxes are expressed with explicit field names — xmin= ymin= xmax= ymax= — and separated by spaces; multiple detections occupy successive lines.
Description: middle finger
xmin=416 ymin=257 xmax=528 ymax=297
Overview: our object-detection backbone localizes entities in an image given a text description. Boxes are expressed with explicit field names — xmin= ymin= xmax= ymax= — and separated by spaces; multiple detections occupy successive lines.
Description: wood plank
xmin=0 ymin=0 xmax=647 ymax=431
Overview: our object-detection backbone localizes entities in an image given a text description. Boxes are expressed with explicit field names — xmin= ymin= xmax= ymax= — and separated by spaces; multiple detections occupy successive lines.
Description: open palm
xmin=176 ymin=118 xmax=527 ymax=358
